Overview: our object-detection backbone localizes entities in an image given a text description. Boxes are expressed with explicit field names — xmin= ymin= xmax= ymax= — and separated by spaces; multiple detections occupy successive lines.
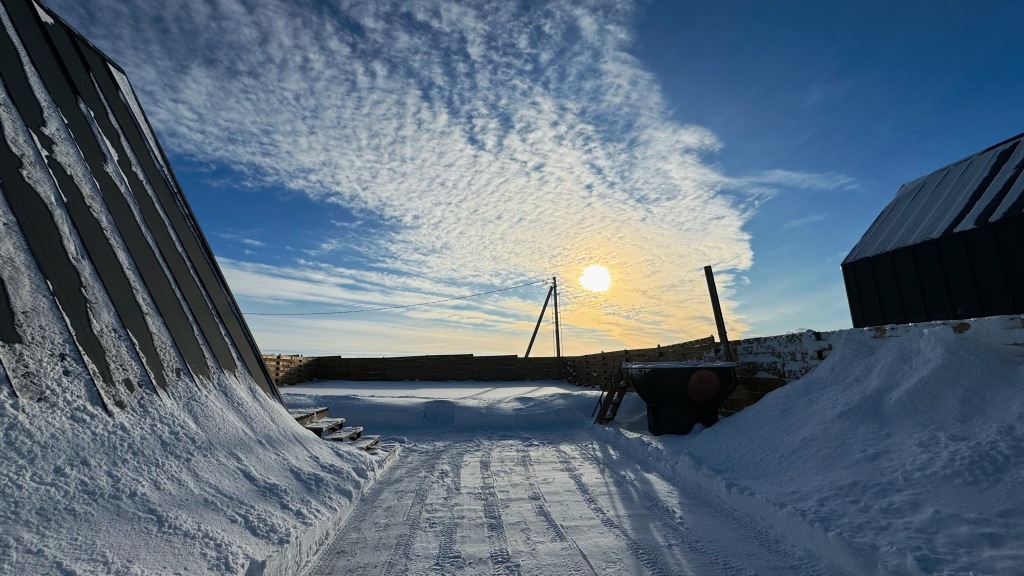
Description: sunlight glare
xmin=579 ymin=264 xmax=612 ymax=292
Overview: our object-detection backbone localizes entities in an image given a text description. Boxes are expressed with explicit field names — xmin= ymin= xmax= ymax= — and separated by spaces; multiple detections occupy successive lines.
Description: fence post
xmin=704 ymin=265 xmax=734 ymax=362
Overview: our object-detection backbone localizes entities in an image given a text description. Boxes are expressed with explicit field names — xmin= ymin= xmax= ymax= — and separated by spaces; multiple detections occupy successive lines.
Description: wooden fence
xmin=262 ymin=329 xmax=834 ymax=417
xmin=725 ymin=330 xmax=833 ymax=416
xmin=261 ymin=316 xmax=1024 ymax=418
xmin=564 ymin=336 xmax=718 ymax=387
xmin=262 ymin=354 xmax=565 ymax=385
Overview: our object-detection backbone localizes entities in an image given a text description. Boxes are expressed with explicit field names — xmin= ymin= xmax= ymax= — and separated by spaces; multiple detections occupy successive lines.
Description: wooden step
xmin=304 ymin=417 xmax=346 ymax=438
xmin=368 ymin=441 xmax=401 ymax=466
xmin=324 ymin=426 xmax=363 ymax=442
xmin=288 ymin=407 xmax=328 ymax=426
xmin=349 ymin=435 xmax=380 ymax=451
xmin=595 ymin=382 xmax=630 ymax=424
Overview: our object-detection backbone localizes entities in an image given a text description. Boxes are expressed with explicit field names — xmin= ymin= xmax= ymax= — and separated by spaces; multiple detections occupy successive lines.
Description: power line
xmin=243 ymin=278 xmax=550 ymax=316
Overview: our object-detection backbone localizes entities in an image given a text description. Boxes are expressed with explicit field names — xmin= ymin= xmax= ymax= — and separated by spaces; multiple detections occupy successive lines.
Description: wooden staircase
xmin=288 ymin=407 xmax=328 ymax=426
xmin=325 ymin=426 xmax=363 ymax=442
xmin=288 ymin=407 xmax=399 ymax=464
xmin=593 ymin=368 xmax=630 ymax=424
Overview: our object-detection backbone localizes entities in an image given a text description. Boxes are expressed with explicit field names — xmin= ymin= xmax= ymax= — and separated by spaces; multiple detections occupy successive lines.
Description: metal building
xmin=0 ymin=0 xmax=280 ymax=410
xmin=843 ymin=131 xmax=1024 ymax=328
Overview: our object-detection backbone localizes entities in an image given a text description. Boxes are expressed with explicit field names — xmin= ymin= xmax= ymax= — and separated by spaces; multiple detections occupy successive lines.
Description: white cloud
xmin=781 ymin=213 xmax=828 ymax=230
xmin=732 ymin=169 xmax=857 ymax=194
xmin=218 ymin=232 xmax=265 ymax=247
xmin=219 ymin=257 xmax=565 ymax=355
xmin=52 ymin=0 xmax=771 ymax=352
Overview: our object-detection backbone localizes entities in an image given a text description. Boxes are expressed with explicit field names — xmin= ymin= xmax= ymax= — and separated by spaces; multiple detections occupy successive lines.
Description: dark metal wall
xmin=843 ymin=214 xmax=1024 ymax=328
xmin=0 ymin=0 xmax=280 ymax=407
xmin=844 ymin=129 xmax=1024 ymax=329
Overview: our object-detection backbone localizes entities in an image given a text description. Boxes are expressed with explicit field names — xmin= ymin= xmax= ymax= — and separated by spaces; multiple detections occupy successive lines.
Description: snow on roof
xmin=0 ymin=1 xmax=379 ymax=573
xmin=845 ymin=131 xmax=1024 ymax=263
xmin=0 ymin=0 xmax=278 ymax=404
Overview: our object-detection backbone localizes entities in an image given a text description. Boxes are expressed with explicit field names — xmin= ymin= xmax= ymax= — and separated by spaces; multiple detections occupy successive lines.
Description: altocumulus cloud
xmin=50 ymin=0 xmax=775 ymax=351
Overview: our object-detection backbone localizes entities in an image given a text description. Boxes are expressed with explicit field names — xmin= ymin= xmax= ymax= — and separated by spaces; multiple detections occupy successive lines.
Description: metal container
xmin=622 ymin=361 xmax=739 ymax=435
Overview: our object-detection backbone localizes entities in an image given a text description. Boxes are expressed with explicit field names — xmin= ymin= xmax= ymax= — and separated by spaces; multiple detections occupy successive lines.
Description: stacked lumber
xmin=262 ymin=354 xmax=314 ymax=386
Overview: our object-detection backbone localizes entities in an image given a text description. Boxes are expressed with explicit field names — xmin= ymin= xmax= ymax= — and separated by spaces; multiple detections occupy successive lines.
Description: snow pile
xmin=285 ymin=381 xmax=594 ymax=436
xmin=0 ymin=366 xmax=377 ymax=576
xmin=0 ymin=4 xmax=388 ymax=572
xmin=604 ymin=316 xmax=1024 ymax=575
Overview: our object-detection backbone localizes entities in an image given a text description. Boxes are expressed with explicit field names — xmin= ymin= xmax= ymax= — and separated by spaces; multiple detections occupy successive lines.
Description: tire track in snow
xmin=431 ymin=450 xmax=467 ymax=575
xmin=376 ymin=445 xmax=455 ymax=576
xmin=479 ymin=447 xmax=521 ymax=575
xmin=569 ymin=443 xmax=751 ymax=575
xmin=305 ymin=443 xmax=446 ymax=576
xmin=307 ymin=437 xmax=839 ymax=576
xmin=555 ymin=446 xmax=674 ymax=576
xmin=572 ymin=443 xmax=841 ymax=576
xmin=515 ymin=445 xmax=595 ymax=576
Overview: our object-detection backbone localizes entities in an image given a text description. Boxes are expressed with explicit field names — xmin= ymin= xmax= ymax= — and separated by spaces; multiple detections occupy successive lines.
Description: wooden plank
xmin=304 ymin=417 xmax=346 ymax=438
xmin=368 ymin=442 xmax=401 ymax=467
xmin=325 ymin=426 xmax=363 ymax=442
xmin=721 ymin=397 xmax=750 ymax=410
xmin=287 ymin=407 xmax=327 ymax=425
xmin=735 ymin=377 xmax=788 ymax=394
xmin=349 ymin=435 xmax=380 ymax=450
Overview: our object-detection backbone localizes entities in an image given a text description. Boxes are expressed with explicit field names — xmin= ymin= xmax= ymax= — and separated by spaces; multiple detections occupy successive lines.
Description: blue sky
xmin=46 ymin=0 xmax=1024 ymax=356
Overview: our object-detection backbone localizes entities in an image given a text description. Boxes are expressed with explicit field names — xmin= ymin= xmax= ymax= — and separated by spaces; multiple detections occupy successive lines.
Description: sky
xmin=44 ymin=0 xmax=1024 ymax=357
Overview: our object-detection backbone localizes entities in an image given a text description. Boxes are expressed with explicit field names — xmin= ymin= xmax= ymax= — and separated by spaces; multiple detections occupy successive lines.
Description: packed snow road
xmin=305 ymin=436 xmax=842 ymax=576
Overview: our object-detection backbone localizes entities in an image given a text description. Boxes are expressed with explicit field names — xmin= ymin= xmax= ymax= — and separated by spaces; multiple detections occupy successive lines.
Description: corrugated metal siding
xmin=843 ymin=213 xmax=1024 ymax=327
xmin=845 ymin=132 xmax=1024 ymax=263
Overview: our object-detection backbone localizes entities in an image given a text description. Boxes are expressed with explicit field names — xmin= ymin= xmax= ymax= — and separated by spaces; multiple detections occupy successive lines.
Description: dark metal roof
xmin=0 ymin=0 xmax=281 ymax=405
xmin=845 ymin=131 xmax=1024 ymax=263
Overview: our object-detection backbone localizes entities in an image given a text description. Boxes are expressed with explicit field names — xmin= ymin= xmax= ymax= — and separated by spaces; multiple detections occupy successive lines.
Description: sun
xmin=579 ymin=264 xmax=612 ymax=292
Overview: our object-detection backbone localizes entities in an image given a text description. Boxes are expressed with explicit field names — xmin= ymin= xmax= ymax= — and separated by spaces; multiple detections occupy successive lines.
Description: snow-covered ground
xmin=286 ymin=316 xmax=1024 ymax=576
xmin=3 ymin=315 xmax=1022 ymax=575
xmin=2 ymin=2 xmax=1021 ymax=573
xmin=0 ymin=367 xmax=384 ymax=576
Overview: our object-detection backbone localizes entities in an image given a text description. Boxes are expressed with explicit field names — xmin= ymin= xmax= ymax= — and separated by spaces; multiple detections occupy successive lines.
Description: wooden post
xmin=704 ymin=266 xmax=733 ymax=361
xmin=553 ymin=276 xmax=562 ymax=357
xmin=525 ymin=284 xmax=554 ymax=358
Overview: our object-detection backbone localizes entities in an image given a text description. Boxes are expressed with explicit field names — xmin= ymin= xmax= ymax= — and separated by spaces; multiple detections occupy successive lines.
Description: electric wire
xmin=243 ymin=278 xmax=550 ymax=316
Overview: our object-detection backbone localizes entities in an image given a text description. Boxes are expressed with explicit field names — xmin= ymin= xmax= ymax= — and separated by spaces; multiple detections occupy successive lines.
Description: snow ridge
xmin=604 ymin=315 xmax=1024 ymax=575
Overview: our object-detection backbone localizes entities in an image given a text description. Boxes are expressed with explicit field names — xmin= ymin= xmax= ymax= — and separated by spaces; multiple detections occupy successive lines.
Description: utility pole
xmin=524 ymin=284 xmax=554 ymax=358
xmin=524 ymin=277 xmax=563 ymax=358
xmin=552 ymin=276 xmax=562 ymax=357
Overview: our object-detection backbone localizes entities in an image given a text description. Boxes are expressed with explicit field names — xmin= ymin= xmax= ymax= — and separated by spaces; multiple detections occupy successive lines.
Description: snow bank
xmin=0 ymin=368 xmax=379 ymax=576
xmin=601 ymin=316 xmax=1024 ymax=575
xmin=0 ymin=4 xmax=389 ymax=572
xmin=284 ymin=380 xmax=595 ymax=436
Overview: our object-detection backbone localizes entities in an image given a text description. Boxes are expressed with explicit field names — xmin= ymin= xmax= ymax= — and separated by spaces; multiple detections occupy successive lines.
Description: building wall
xmin=0 ymin=0 xmax=279 ymax=410
xmin=843 ymin=214 xmax=1024 ymax=328
xmin=844 ymin=130 xmax=1024 ymax=329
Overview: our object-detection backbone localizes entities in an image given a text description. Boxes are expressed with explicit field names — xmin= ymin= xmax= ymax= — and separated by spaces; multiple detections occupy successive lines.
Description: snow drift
xmin=0 ymin=2 xmax=382 ymax=574
xmin=0 ymin=364 xmax=379 ymax=575
xmin=606 ymin=316 xmax=1024 ymax=575
xmin=284 ymin=381 xmax=595 ymax=435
